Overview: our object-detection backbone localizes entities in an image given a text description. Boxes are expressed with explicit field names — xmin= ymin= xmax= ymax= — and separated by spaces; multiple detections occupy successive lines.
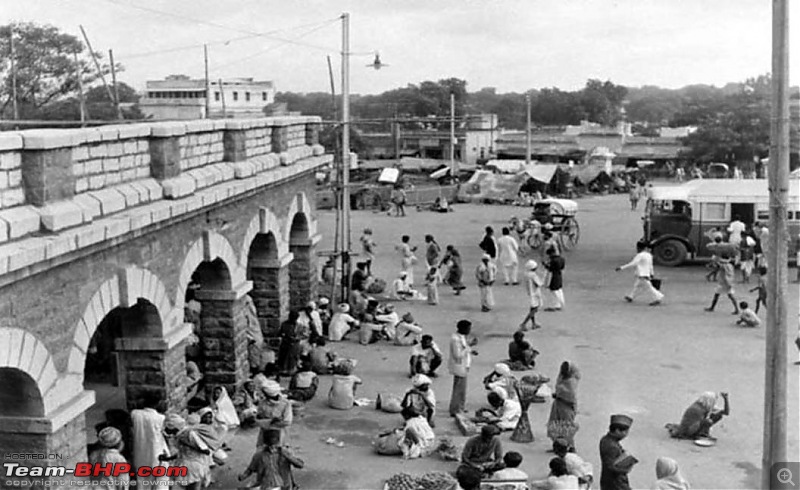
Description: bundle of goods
xmin=435 ymin=437 xmax=461 ymax=461
xmin=384 ymin=471 xmax=457 ymax=490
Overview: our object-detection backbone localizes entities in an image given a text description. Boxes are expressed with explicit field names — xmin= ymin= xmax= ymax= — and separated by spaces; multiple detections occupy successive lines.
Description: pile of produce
xmin=384 ymin=471 xmax=457 ymax=490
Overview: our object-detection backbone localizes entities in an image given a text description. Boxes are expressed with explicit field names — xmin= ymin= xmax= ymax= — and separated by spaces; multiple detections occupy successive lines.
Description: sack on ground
xmin=373 ymin=428 xmax=403 ymax=455
xmin=455 ymin=413 xmax=480 ymax=436
xmin=376 ymin=393 xmax=403 ymax=413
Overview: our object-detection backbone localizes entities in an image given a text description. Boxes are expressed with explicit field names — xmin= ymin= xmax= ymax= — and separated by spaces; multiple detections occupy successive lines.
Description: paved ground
xmin=212 ymin=194 xmax=799 ymax=490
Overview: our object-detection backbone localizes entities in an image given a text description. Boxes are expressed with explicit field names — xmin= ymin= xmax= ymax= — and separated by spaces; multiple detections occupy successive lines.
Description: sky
xmin=2 ymin=0 xmax=798 ymax=95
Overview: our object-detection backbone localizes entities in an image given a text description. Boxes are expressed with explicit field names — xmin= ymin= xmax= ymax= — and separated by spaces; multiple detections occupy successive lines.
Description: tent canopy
xmin=518 ymin=164 xmax=559 ymax=184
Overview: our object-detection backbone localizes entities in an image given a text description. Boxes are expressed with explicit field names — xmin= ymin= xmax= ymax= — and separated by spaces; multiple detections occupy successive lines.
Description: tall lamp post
xmin=340 ymin=12 xmax=351 ymax=302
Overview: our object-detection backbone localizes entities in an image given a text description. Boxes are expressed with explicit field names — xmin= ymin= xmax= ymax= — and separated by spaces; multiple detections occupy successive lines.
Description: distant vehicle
xmin=707 ymin=162 xmax=730 ymax=178
xmin=643 ymin=179 xmax=800 ymax=266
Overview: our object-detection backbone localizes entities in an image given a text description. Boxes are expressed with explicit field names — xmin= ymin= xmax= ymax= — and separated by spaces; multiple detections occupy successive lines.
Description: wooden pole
xmin=73 ymin=51 xmax=87 ymax=125
xmin=79 ymin=26 xmax=116 ymax=113
xmin=204 ymin=44 xmax=211 ymax=118
xmin=762 ymin=1 xmax=789 ymax=487
xmin=218 ymin=79 xmax=227 ymax=118
xmin=526 ymin=92 xmax=532 ymax=165
xmin=340 ymin=12 xmax=351 ymax=302
xmin=9 ymin=27 xmax=18 ymax=123
xmin=108 ymin=49 xmax=123 ymax=120
xmin=450 ymin=92 xmax=457 ymax=174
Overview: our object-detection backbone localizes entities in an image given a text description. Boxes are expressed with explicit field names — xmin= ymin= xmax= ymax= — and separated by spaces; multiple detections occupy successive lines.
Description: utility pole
xmin=108 ymin=49 xmax=123 ymax=121
xmin=393 ymin=104 xmax=400 ymax=161
xmin=79 ymin=26 xmax=116 ymax=114
xmin=204 ymin=44 xmax=211 ymax=118
xmin=526 ymin=92 xmax=532 ymax=165
xmin=218 ymin=79 xmax=227 ymax=118
xmin=340 ymin=12 xmax=352 ymax=302
xmin=9 ymin=27 xmax=18 ymax=124
xmin=450 ymin=92 xmax=457 ymax=175
xmin=762 ymin=0 xmax=789 ymax=486
xmin=73 ymin=51 xmax=87 ymax=125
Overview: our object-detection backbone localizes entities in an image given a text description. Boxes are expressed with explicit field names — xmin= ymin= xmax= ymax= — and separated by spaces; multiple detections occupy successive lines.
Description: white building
xmin=139 ymin=75 xmax=276 ymax=120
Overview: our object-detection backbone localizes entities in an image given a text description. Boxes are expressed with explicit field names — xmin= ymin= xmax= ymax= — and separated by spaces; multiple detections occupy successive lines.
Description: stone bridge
xmin=0 ymin=117 xmax=331 ymax=471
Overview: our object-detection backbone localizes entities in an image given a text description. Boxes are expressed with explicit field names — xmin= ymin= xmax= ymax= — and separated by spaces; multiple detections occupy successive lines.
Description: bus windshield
xmin=648 ymin=199 xmax=692 ymax=218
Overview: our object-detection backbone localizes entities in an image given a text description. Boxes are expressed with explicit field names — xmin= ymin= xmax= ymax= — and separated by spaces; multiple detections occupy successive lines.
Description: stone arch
xmin=176 ymin=231 xmax=246 ymax=314
xmin=286 ymin=192 xmax=318 ymax=310
xmin=66 ymin=267 xmax=173 ymax=378
xmin=0 ymin=328 xmax=58 ymax=415
xmin=283 ymin=191 xmax=317 ymax=245
xmin=240 ymin=207 xmax=290 ymax=271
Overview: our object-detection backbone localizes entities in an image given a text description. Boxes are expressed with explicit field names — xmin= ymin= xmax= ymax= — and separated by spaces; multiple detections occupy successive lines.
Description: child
xmin=736 ymin=301 xmax=761 ymax=328
xmin=750 ymin=266 xmax=767 ymax=313
xmin=239 ymin=429 xmax=304 ymax=489
xmin=425 ymin=266 xmax=441 ymax=305
xmin=519 ymin=260 xmax=543 ymax=331
xmin=491 ymin=451 xmax=529 ymax=486
xmin=705 ymin=254 xmax=739 ymax=314
xmin=360 ymin=228 xmax=376 ymax=276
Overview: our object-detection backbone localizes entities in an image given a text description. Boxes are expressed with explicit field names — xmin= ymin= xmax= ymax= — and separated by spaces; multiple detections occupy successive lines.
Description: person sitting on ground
xmin=287 ymin=362 xmax=319 ymax=402
xmin=232 ymin=380 xmax=260 ymax=428
xmin=508 ymin=331 xmax=539 ymax=370
xmin=351 ymin=261 xmax=368 ymax=293
xmin=401 ymin=374 xmax=437 ymax=427
xmin=395 ymin=312 xmax=423 ymax=346
xmin=399 ymin=406 xmax=436 ymax=459
xmin=652 ymin=457 xmax=690 ymax=490
xmin=328 ymin=303 xmax=359 ymax=342
xmin=455 ymin=465 xmax=484 ymax=490
xmin=490 ymin=451 xmax=529 ymax=489
xmin=473 ymin=388 xmax=522 ymax=431
xmin=308 ymin=337 xmax=338 ymax=375
xmin=483 ymin=363 xmax=519 ymax=400
xmin=375 ymin=303 xmax=401 ymax=341
xmin=736 ymin=301 xmax=761 ymax=328
xmin=305 ymin=301 xmax=324 ymax=340
xmin=328 ymin=362 xmax=362 ymax=410
xmin=210 ymin=386 xmax=240 ymax=446
xmin=666 ymin=391 xmax=730 ymax=441
xmin=553 ymin=438 xmax=593 ymax=488
xmin=460 ymin=424 xmax=504 ymax=476
xmin=317 ymin=297 xmax=332 ymax=333
xmin=409 ymin=334 xmax=443 ymax=377
xmin=530 ymin=457 xmax=581 ymax=490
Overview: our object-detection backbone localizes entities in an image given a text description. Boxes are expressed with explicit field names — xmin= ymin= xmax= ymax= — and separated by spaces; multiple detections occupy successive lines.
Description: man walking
xmin=449 ymin=320 xmax=477 ymax=417
xmin=615 ymin=241 xmax=664 ymax=306
xmin=705 ymin=253 xmax=739 ymax=315
xmin=599 ymin=414 xmax=637 ymax=490
xmin=496 ymin=227 xmax=520 ymax=285
xmin=475 ymin=254 xmax=497 ymax=312
xmin=479 ymin=226 xmax=498 ymax=260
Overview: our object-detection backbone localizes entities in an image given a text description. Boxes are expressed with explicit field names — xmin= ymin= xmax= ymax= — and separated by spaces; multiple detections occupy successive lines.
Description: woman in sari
xmin=440 ymin=245 xmax=466 ymax=295
xmin=210 ymin=386 xmax=240 ymax=446
xmin=159 ymin=414 xmax=212 ymax=490
xmin=651 ymin=457 xmax=690 ymax=490
xmin=547 ymin=361 xmax=580 ymax=450
xmin=666 ymin=391 xmax=730 ymax=440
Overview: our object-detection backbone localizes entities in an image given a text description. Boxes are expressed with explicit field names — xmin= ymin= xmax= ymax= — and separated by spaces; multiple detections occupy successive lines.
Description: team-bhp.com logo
xmin=4 ymin=461 xmax=187 ymax=486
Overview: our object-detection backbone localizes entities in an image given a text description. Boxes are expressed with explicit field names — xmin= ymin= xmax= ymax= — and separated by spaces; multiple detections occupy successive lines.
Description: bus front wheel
xmin=653 ymin=239 xmax=688 ymax=267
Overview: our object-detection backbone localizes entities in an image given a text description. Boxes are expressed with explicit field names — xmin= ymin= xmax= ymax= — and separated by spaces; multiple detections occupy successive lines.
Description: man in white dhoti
xmin=615 ymin=241 xmax=664 ymax=306
xmin=130 ymin=393 xmax=170 ymax=486
xmin=475 ymin=254 xmax=497 ymax=312
xmin=496 ymin=227 xmax=520 ymax=285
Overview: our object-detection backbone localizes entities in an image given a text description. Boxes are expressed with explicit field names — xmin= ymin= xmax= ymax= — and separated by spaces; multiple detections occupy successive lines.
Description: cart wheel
xmin=527 ymin=231 xmax=543 ymax=250
xmin=561 ymin=217 xmax=580 ymax=250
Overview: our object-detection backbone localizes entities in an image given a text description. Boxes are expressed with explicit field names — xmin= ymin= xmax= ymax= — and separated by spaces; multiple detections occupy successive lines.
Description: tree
xmin=579 ymin=79 xmax=627 ymax=125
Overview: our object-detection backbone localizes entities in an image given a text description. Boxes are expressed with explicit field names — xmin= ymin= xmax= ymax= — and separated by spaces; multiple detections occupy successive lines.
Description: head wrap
xmin=494 ymin=363 xmax=511 ymax=377
xmin=318 ymin=297 xmax=330 ymax=306
xmin=196 ymin=406 xmax=214 ymax=419
xmin=98 ymin=427 xmax=122 ymax=448
xmin=402 ymin=312 xmax=414 ymax=323
xmin=655 ymin=457 xmax=689 ymax=489
xmin=338 ymin=303 xmax=350 ymax=313
xmin=412 ymin=374 xmax=432 ymax=387
xmin=164 ymin=413 xmax=186 ymax=432
xmin=399 ymin=271 xmax=408 ymax=278
xmin=697 ymin=392 xmax=717 ymax=411
xmin=481 ymin=254 xmax=491 ymax=262
xmin=261 ymin=380 xmax=282 ymax=397
xmin=526 ymin=259 xmax=538 ymax=270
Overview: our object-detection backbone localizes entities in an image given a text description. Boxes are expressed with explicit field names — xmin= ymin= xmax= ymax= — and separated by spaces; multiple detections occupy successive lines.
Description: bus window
xmin=757 ymin=210 xmax=770 ymax=221
xmin=702 ymin=203 xmax=726 ymax=221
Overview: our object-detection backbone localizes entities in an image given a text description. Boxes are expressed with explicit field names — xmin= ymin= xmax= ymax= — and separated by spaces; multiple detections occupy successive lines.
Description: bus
xmin=642 ymin=179 xmax=800 ymax=266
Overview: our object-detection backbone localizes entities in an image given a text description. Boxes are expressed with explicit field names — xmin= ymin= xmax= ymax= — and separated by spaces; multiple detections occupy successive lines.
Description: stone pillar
xmin=305 ymin=123 xmax=320 ymax=146
xmin=248 ymin=252 xmax=292 ymax=342
xmin=149 ymin=123 xmax=185 ymax=180
xmin=289 ymin=234 xmax=320 ymax=310
xmin=20 ymin=134 xmax=76 ymax=206
xmin=223 ymin=125 xmax=248 ymax=162
xmin=115 ymin=323 xmax=193 ymax=413
xmin=271 ymin=125 xmax=289 ymax=153
xmin=195 ymin=281 xmax=252 ymax=396
xmin=0 ymin=390 xmax=94 ymax=487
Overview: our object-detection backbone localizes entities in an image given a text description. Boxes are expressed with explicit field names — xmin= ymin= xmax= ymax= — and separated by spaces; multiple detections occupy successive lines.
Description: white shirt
xmin=497 ymin=398 xmax=522 ymax=430
xmin=728 ymin=220 xmax=745 ymax=244
xmin=620 ymin=251 xmax=655 ymax=277
xmin=497 ymin=235 xmax=520 ymax=265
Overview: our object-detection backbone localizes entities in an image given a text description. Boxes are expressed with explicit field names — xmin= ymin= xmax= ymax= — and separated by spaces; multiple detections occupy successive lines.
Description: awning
xmin=378 ymin=167 xmax=400 ymax=184
xmin=519 ymin=164 xmax=559 ymax=184
xmin=430 ymin=167 xmax=451 ymax=179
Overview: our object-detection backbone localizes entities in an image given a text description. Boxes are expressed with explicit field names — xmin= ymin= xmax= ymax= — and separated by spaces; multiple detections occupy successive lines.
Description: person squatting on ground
xmin=552 ymin=438 xmax=594 ymax=488
xmin=508 ymin=331 xmax=539 ymax=370
xmin=665 ymin=391 xmax=730 ymax=441
xmin=483 ymin=363 xmax=519 ymax=401
xmin=497 ymin=226 xmax=521 ymax=285
xmin=472 ymin=387 xmax=522 ymax=431
xmin=599 ymin=414 xmax=637 ymax=490
xmin=476 ymin=254 xmax=498 ymax=312
xmin=705 ymin=254 xmax=739 ymax=315
xmin=489 ymin=451 xmax=529 ymax=489
xmin=459 ymin=424 xmax=504 ymax=477
xmin=328 ymin=363 xmax=362 ymax=410
xmin=410 ymin=334 xmax=443 ymax=377
xmin=615 ymin=241 xmax=663 ymax=306
xmin=395 ymin=312 xmax=423 ymax=346
xmin=736 ymin=301 xmax=761 ymax=327
xmin=519 ymin=259 xmax=544 ymax=331
xmin=401 ymin=374 xmax=437 ymax=427
xmin=449 ymin=319 xmax=477 ymax=417
xmin=530 ymin=457 xmax=582 ymax=490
